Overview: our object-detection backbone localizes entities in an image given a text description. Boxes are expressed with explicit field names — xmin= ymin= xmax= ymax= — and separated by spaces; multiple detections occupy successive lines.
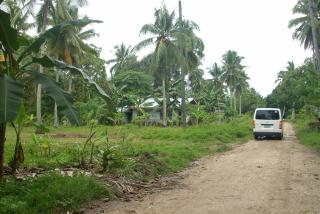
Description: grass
xmin=1 ymin=116 xmax=252 ymax=213
xmin=0 ymin=174 xmax=110 ymax=214
xmin=293 ymin=118 xmax=320 ymax=150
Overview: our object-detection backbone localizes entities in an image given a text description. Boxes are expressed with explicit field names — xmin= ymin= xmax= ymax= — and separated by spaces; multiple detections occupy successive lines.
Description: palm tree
xmin=209 ymin=63 xmax=224 ymax=90
xmin=32 ymin=0 xmax=88 ymax=127
xmin=235 ymin=71 xmax=249 ymax=115
xmin=3 ymin=0 xmax=34 ymax=33
xmin=221 ymin=50 xmax=245 ymax=111
xmin=289 ymin=0 xmax=320 ymax=71
xmin=178 ymin=19 xmax=204 ymax=126
xmin=276 ymin=61 xmax=296 ymax=83
xmin=288 ymin=0 xmax=317 ymax=50
xmin=135 ymin=5 xmax=179 ymax=126
xmin=47 ymin=0 xmax=99 ymax=126
xmin=106 ymin=43 xmax=133 ymax=79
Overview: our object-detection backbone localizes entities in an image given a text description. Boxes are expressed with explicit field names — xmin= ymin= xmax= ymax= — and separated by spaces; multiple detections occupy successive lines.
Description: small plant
xmin=9 ymin=104 xmax=34 ymax=173
xmin=32 ymin=134 xmax=51 ymax=157
xmin=189 ymin=104 xmax=207 ymax=125
xmin=133 ymin=111 xmax=151 ymax=126
xmin=98 ymin=143 xmax=124 ymax=172
xmin=78 ymin=119 xmax=98 ymax=167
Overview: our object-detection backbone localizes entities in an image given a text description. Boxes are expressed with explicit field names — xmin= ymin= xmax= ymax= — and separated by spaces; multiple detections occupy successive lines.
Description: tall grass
xmin=0 ymin=174 xmax=110 ymax=214
xmin=293 ymin=118 xmax=320 ymax=150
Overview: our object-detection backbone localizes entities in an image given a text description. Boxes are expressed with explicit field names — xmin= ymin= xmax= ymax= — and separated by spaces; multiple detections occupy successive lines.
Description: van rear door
xmin=254 ymin=109 xmax=281 ymax=131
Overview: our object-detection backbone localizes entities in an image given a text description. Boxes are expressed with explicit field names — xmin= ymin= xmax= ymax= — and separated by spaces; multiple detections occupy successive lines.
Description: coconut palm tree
xmin=2 ymin=0 xmax=34 ymax=33
xmin=209 ymin=63 xmax=224 ymax=91
xmin=32 ymin=0 xmax=88 ymax=127
xmin=47 ymin=0 xmax=99 ymax=126
xmin=106 ymin=43 xmax=133 ymax=79
xmin=288 ymin=0 xmax=317 ymax=50
xmin=221 ymin=50 xmax=245 ymax=111
xmin=178 ymin=19 xmax=204 ymax=126
xmin=135 ymin=5 xmax=179 ymax=126
xmin=235 ymin=71 xmax=249 ymax=115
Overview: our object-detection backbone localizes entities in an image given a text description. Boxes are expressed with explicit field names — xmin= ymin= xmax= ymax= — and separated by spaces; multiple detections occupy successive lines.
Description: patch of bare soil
xmin=50 ymin=133 xmax=87 ymax=138
xmin=87 ymin=123 xmax=320 ymax=214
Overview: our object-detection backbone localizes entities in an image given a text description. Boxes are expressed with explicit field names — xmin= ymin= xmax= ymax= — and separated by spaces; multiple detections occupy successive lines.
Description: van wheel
xmin=279 ymin=134 xmax=284 ymax=140
xmin=254 ymin=135 xmax=259 ymax=140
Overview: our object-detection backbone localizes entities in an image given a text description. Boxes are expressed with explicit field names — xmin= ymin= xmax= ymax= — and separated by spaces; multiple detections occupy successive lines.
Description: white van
xmin=253 ymin=108 xmax=283 ymax=140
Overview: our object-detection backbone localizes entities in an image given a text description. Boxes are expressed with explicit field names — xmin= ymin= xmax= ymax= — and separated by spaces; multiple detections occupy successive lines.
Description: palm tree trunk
xmin=0 ymin=123 xmax=6 ymax=180
xmin=179 ymin=0 xmax=187 ymax=127
xmin=308 ymin=0 xmax=320 ymax=73
xmin=64 ymin=48 xmax=73 ymax=94
xmin=229 ymin=88 xmax=233 ymax=108
xmin=234 ymin=94 xmax=237 ymax=112
xmin=54 ymin=71 xmax=59 ymax=127
xmin=36 ymin=15 xmax=48 ymax=128
xmin=68 ymin=77 xmax=72 ymax=93
xmin=239 ymin=94 xmax=242 ymax=115
xmin=36 ymin=64 xmax=43 ymax=126
xmin=162 ymin=75 xmax=167 ymax=127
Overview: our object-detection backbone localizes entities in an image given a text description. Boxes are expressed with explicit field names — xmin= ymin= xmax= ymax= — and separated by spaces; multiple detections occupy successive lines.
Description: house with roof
xmin=124 ymin=97 xmax=195 ymax=125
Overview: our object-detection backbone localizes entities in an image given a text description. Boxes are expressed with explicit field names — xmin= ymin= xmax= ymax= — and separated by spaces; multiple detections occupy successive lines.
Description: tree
xmin=221 ymin=50 xmax=245 ymax=111
xmin=0 ymin=7 xmax=109 ymax=178
xmin=46 ymin=0 xmax=99 ymax=126
xmin=178 ymin=19 xmax=204 ymax=126
xmin=289 ymin=0 xmax=320 ymax=72
xmin=135 ymin=5 xmax=179 ymax=126
xmin=2 ymin=0 xmax=34 ymax=33
xmin=106 ymin=43 xmax=134 ymax=79
xmin=209 ymin=63 xmax=225 ymax=92
xmin=235 ymin=71 xmax=249 ymax=115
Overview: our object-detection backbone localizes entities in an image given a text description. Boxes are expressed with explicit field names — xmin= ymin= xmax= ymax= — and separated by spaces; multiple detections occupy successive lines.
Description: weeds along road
xmin=91 ymin=123 xmax=320 ymax=214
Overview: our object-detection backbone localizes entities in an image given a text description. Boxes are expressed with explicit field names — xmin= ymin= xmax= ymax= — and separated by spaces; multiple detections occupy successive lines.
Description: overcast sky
xmin=79 ymin=0 xmax=311 ymax=97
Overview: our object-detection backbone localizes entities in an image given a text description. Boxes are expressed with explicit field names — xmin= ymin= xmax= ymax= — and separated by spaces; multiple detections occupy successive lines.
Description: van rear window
xmin=255 ymin=110 xmax=280 ymax=120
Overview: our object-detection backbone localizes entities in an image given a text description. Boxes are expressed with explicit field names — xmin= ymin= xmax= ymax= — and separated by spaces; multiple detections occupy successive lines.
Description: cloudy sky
xmin=80 ymin=0 xmax=311 ymax=97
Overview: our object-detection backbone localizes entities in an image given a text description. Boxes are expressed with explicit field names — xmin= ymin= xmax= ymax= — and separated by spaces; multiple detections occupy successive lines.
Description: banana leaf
xmin=0 ymin=75 xmax=23 ymax=122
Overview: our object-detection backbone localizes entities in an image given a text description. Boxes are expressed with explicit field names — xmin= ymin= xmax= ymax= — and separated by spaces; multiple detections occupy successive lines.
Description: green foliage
xmin=112 ymin=70 xmax=153 ymax=97
xmin=266 ymin=60 xmax=320 ymax=117
xmin=32 ymin=134 xmax=51 ymax=157
xmin=294 ymin=118 xmax=320 ymax=150
xmin=0 ymin=75 xmax=23 ymax=123
xmin=132 ymin=111 xmax=151 ymax=126
xmin=0 ymin=174 xmax=109 ymax=214
xmin=189 ymin=104 xmax=207 ymax=125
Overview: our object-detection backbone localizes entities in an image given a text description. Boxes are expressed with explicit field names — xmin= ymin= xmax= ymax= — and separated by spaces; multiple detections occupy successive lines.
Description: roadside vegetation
xmin=0 ymin=0 xmax=319 ymax=213
xmin=293 ymin=117 xmax=320 ymax=150
xmin=1 ymin=117 xmax=251 ymax=213
xmin=266 ymin=0 xmax=320 ymax=148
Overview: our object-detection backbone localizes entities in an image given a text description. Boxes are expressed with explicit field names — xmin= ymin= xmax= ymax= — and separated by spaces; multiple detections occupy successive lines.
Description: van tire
xmin=254 ymin=135 xmax=259 ymax=140
xmin=277 ymin=134 xmax=283 ymax=140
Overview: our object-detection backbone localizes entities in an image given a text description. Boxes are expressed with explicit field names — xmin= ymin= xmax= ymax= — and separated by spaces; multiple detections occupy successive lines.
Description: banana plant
xmin=0 ymin=7 xmax=109 ymax=179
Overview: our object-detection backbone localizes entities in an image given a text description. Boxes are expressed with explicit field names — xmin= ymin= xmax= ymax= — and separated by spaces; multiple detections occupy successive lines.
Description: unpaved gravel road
xmin=90 ymin=123 xmax=320 ymax=214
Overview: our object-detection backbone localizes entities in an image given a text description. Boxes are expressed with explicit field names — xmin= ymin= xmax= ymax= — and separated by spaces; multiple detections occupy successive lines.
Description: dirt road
xmin=90 ymin=123 xmax=320 ymax=214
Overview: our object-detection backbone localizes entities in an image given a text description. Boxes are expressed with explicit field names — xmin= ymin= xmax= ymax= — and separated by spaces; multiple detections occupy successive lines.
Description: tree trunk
xmin=68 ymin=77 xmax=72 ymax=94
xmin=36 ymin=20 xmax=47 ymax=128
xmin=229 ymin=88 xmax=233 ymax=109
xmin=162 ymin=75 xmax=167 ymax=127
xmin=36 ymin=65 xmax=43 ymax=126
xmin=233 ymin=90 xmax=237 ymax=112
xmin=179 ymin=0 xmax=187 ymax=128
xmin=0 ymin=123 xmax=6 ymax=180
xmin=54 ymin=71 xmax=59 ymax=127
xmin=239 ymin=94 xmax=242 ymax=115
xmin=64 ymin=48 xmax=73 ymax=94
xmin=308 ymin=0 xmax=320 ymax=73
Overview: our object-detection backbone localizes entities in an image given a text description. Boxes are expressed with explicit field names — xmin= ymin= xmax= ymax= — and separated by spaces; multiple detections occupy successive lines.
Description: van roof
xmin=255 ymin=108 xmax=281 ymax=111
